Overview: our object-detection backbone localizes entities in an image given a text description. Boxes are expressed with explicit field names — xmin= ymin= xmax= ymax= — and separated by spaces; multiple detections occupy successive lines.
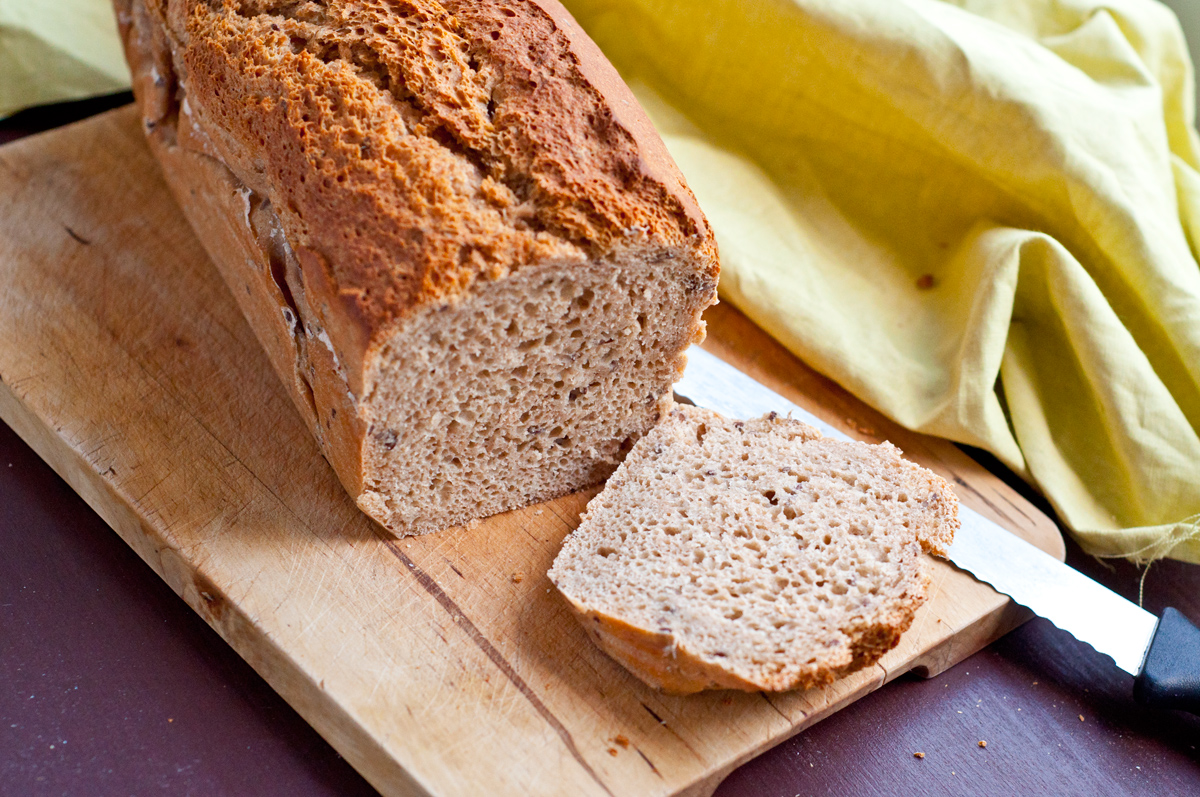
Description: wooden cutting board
xmin=0 ymin=107 xmax=1062 ymax=797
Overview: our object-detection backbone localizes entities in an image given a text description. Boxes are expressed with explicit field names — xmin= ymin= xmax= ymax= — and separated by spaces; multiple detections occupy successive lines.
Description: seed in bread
xmin=549 ymin=406 xmax=959 ymax=694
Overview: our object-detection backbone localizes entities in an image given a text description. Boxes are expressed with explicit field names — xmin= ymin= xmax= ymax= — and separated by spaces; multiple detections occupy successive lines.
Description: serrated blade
xmin=946 ymin=511 xmax=1157 ymax=675
xmin=676 ymin=346 xmax=1158 ymax=676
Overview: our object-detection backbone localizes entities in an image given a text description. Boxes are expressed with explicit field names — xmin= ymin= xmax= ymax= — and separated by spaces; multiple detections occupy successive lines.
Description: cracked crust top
xmin=141 ymin=0 xmax=716 ymax=373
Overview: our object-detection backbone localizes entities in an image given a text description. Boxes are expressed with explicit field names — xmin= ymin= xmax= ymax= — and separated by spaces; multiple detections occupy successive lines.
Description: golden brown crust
xmin=560 ymin=594 xmax=762 ymax=694
xmin=117 ymin=0 xmax=311 ymax=431
xmin=133 ymin=114 xmax=373 ymax=491
xmin=131 ymin=0 xmax=717 ymax=386
xmin=565 ymin=594 xmax=922 ymax=696
xmin=526 ymin=0 xmax=710 ymax=239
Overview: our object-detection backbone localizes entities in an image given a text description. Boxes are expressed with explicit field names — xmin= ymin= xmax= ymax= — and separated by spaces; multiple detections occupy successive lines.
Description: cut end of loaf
xmin=356 ymin=258 xmax=712 ymax=536
xmin=549 ymin=406 xmax=959 ymax=694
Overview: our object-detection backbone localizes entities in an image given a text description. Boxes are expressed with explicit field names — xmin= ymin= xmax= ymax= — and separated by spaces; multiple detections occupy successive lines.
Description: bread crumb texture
xmin=549 ymin=406 xmax=959 ymax=694
xmin=175 ymin=0 xmax=714 ymax=331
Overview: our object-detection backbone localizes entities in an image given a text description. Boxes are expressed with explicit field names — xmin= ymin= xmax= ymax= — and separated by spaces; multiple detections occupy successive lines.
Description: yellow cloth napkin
xmin=0 ymin=0 xmax=129 ymax=119
xmin=558 ymin=0 xmax=1200 ymax=563
xmin=6 ymin=0 xmax=1199 ymax=562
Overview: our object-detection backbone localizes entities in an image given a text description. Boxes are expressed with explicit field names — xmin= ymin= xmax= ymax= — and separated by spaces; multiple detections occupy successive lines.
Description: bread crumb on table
xmin=842 ymin=418 xmax=876 ymax=437
xmin=511 ymin=572 xmax=525 ymax=584
xmin=913 ymin=752 xmax=925 ymax=759
xmin=607 ymin=747 xmax=619 ymax=757
xmin=978 ymin=740 xmax=987 ymax=748
xmin=1079 ymin=715 xmax=1085 ymax=722
xmin=613 ymin=734 xmax=630 ymax=748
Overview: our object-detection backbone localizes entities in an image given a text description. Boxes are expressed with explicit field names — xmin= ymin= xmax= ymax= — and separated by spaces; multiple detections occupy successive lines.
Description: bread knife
xmin=675 ymin=346 xmax=1200 ymax=714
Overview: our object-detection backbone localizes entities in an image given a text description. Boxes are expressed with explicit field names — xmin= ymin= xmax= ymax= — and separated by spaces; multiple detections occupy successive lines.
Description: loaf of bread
xmin=549 ymin=406 xmax=959 ymax=694
xmin=113 ymin=0 xmax=718 ymax=535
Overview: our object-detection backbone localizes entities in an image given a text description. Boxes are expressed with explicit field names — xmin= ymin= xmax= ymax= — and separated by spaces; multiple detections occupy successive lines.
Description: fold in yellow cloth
xmin=5 ymin=0 xmax=1199 ymax=562
xmin=560 ymin=0 xmax=1200 ymax=563
xmin=0 ymin=0 xmax=129 ymax=119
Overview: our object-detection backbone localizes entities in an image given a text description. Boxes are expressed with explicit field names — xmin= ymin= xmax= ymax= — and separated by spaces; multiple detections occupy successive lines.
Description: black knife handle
xmin=1133 ymin=607 xmax=1200 ymax=715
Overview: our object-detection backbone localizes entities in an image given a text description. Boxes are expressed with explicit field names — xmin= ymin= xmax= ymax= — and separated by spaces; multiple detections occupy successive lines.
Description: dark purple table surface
xmin=2 ymin=95 xmax=1199 ymax=797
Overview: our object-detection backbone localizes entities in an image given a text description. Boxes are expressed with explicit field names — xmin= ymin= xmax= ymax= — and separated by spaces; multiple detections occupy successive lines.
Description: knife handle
xmin=1133 ymin=608 xmax=1200 ymax=715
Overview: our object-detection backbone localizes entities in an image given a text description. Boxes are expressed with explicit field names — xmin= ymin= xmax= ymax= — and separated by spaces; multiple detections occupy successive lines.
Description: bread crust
xmin=559 ymin=593 xmax=765 ymax=694
xmin=120 ymin=0 xmax=716 ymax=389
xmin=562 ymin=596 xmax=924 ymax=695
xmin=114 ymin=0 xmax=719 ymax=528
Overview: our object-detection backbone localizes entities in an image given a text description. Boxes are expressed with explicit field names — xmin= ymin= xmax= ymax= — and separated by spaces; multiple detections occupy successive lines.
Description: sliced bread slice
xmin=548 ymin=405 xmax=959 ymax=694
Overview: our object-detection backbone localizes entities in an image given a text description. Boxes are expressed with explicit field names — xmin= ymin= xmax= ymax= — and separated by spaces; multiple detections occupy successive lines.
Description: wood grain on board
xmin=0 ymin=107 xmax=1062 ymax=797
